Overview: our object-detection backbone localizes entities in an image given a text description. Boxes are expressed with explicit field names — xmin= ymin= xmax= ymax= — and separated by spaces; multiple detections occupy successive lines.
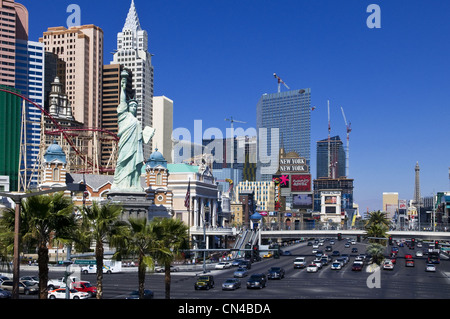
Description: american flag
xmin=184 ymin=179 xmax=190 ymax=210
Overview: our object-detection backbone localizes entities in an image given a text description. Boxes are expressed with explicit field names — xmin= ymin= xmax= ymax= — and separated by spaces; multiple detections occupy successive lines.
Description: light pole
xmin=0 ymin=186 xmax=66 ymax=299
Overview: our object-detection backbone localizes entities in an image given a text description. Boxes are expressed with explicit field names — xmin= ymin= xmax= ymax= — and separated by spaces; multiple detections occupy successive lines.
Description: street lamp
xmin=0 ymin=186 xmax=66 ymax=299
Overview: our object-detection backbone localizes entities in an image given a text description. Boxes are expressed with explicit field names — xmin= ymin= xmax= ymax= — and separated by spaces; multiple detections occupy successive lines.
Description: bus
xmin=427 ymin=251 xmax=440 ymax=264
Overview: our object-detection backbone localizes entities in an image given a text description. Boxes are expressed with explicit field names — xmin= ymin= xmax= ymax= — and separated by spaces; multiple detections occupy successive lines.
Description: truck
xmin=81 ymin=260 xmax=122 ymax=274
xmin=47 ymin=276 xmax=80 ymax=290
xmin=293 ymin=257 xmax=307 ymax=269
xmin=72 ymin=281 xmax=97 ymax=298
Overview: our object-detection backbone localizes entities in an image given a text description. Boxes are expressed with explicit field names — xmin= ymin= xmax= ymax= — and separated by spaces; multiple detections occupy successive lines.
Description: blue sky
xmin=21 ymin=0 xmax=450 ymax=212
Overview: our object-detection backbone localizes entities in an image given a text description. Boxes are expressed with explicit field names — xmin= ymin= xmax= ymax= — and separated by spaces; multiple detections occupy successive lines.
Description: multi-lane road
xmin=17 ymin=238 xmax=450 ymax=300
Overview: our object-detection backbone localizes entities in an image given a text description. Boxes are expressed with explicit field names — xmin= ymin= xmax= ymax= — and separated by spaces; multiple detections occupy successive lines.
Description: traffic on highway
xmin=10 ymin=236 xmax=450 ymax=299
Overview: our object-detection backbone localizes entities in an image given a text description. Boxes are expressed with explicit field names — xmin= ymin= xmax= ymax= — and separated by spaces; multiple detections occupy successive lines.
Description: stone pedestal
xmin=107 ymin=191 xmax=152 ymax=221
xmin=107 ymin=191 xmax=171 ymax=221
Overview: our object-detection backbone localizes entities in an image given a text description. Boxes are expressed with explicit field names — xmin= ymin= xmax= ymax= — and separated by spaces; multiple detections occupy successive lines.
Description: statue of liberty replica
xmin=111 ymin=70 xmax=155 ymax=192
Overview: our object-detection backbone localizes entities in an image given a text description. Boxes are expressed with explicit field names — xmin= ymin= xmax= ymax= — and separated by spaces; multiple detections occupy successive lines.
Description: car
xmin=222 ymin=278 xmax=241 ymax=290
xmin=0 ymin=280 xmax=38 ymax=295
xmin=425 ymin=263 xmax=436 ymax=272
xmin=231 ymin=259 xmax=243 ymax=267
xmin=405 ymin=254 xmax=413 ymax=260
xmin=48 ymin=288 xmax=89 ymax=299
xmin=282 ymin=250 xmax=292 ymax=256
xmin=351 ymin=247 xmax=358 ymax=253
xmin=126 ymin=289 xmax=154 ymax=299
xmin=405 ymin=259 xmax=415 ymax=267
xmin=267 ymin=267 xmax=285 ymax=280
xmin=390 ymin=257 xmax=396 ymax=264
xmin=246 ymin=273 xmax=267 ymax=289
xmin=307 ymin=241 xmax=313 ymax=246
xmin=19 ymin=276 xmax=39 ymax=284
xmin=239 ymin=260 xmax=252 ymax=269
xmin=313 ymin=259 xmax=323 ymax=269
xmin=306 ymin=264 xmax=319 ymax=273
xmin=155 ymin=265 xmax=180 ymax=272
xmin=293 ymin=257 xmax=307 ymax=269
xmin=0 ymin=288 xmax=11 ymax=299
xmin=416 ymin=250 xmax=423 ymax=257
xmin=383 ymin=260 xmax=394 ymax=270
xmin=330 ymin=240 xmax=335 ymax=245
xmin=417 ymin=242 xmax=423 ymax=248
xmin=325 ymin=246 xmax=332 ymax=252
xmin=215 ymin=262 xmax=232 ymax=269
xmin=312 ymin=244 xmax=319 ymax=249
xmin=332 ymin=251 xmax=340 ymax=257
xmin=263 ymin=252 xmax=273 ymax=258
xmin=194 ymin=275 xmax=215 ymax=290
xmin=345 ymin=242 xmax=350 ymax=248
xmin=331 ymin=261 xmax=342 ymax=270
xmin=72 ymin=281 xmax=97 ymax=297
xmin=352 ymin=262 xmax=363 ymax=271
xmin=233 ymin=267 xmax=248 ymax=278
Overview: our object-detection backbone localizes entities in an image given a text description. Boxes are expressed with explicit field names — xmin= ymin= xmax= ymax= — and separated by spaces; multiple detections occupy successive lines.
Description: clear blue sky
xmin=21 ymin=0 xmax=450 ymax=212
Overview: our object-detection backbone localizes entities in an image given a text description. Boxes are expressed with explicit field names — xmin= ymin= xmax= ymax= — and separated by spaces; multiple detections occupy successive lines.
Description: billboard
xmin=272 ymin=175 xmax=290 ymax=188
xmin=291 ymin=174 xmax=311 ymax=192
xmin=292 ymin=194 xmax=313 ymax=209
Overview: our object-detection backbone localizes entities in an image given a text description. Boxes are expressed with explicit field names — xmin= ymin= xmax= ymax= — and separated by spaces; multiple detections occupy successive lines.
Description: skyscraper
xmin=256 ymin=89 xmax=311 ymax=181
xmin=40 ymin=25 xmax=104 ymax=129
xmin=0 ymin=0 xmax=28 ymax=87
xmin=316 ymin=136 xmax=346 ymax=179
xmin=152 ymin=96 xmax=173 ymax=163
xmin=15 ymin=39 xmax=45 ymax=189
xmin=112 ymin=0 xmax=154 ymax=159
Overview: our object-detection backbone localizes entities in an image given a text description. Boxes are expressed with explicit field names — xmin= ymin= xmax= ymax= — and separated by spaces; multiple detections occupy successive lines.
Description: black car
xmin=194 ymin=275 xmax=215 ymax=290
xmin=126 ymin=289 xmax=154 ymax=299
xmin=267 ymin=267 xmax=285 ymax=280
xmin=246 ymin=273 xmax=267 ymax=289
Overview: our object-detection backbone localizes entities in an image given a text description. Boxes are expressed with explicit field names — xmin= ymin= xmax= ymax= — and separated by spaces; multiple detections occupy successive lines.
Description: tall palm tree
xmin=126 ymin=217 xmax=161 ymax=299
xmin=151 ymin=217 xmax=189 ymax=299
xmin=366 ymin=210 xmax=390 ymax=229
xmin=1 ymin=192 xmax=77 ymax=299
xmin=79 ymin=201 xmax=126 ymax=299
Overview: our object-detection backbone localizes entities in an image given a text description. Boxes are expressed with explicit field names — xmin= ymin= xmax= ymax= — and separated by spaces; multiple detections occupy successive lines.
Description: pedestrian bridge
xmin=260 ymin=229 xmax=450 ymax=241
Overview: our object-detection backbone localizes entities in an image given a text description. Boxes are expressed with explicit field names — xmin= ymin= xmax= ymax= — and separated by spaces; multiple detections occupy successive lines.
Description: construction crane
xmin=273 ymin=73 xmax=290 ymax=93
xmin=341 ymin=107 xmax=352 ymax=177
xmin=327 ymin=100 xmax=331 ymax=178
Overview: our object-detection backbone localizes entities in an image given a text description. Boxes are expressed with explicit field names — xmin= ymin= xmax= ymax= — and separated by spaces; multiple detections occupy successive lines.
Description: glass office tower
xmin=15 ymin=39 xmax=45 ymax=190
xmin=256 ymin=89 xmax=311 ymax=181
xmin=316 ymin=136 xmax=346 ymax=179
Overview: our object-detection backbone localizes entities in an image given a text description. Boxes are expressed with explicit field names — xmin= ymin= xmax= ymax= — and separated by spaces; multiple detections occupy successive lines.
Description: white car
xmin=48 ymin=288 xmax=89 ymax=299
xmin=425 ymin=264 xmax=436 ymax=272
xmin=331 ymin=262 xmax=342 ymax=270
xmin=306 ymin=264 xmax=319 ymax=273
xmin=415 ymin=250 xmax=423 ymax=257
xmin=215 ymin=262 xmax=232 ymax=269
xmin=383 ymin=260 xmax=394 ymax=270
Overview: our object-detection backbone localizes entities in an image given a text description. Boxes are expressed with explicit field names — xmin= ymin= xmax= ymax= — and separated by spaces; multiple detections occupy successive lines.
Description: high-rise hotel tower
xmin=112 ymin=0 xmax=154 ymax=159
xmin=256 ymin=88 xmax=311 ymax=181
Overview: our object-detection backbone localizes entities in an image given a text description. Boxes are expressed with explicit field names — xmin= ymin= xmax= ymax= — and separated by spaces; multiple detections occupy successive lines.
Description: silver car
xmin=233 ymin=267 xmax=248 ymax=278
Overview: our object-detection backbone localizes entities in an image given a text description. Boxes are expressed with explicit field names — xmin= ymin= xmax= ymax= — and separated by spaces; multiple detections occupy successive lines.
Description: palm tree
xmin=126 ymin=217 xmax=167 ymax=299
xmin=151 ymin=217 xmax=189 ymax=299
xmin=365 ymin=210 xmax=390 ymax=245
xmin=366 ymin=243 xmax=386 ymax=265
xmin=79 ymin=201 xmax=126 ymax=299
xmin=1 ymin=192 xmax=77 ymax=299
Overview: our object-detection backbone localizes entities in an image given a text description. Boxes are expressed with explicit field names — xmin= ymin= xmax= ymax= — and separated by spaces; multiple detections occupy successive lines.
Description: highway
xmin=18 ymin=237 xmax=450 ymax=300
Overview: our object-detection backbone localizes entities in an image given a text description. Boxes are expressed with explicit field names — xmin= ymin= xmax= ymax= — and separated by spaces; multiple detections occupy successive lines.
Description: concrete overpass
xmin=260 ymin=229 xmax=450 ymax=241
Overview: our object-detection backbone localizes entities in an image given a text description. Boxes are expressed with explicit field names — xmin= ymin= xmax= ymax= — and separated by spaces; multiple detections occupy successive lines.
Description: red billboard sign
xmin=291 ymin=174 xmax=311 ymax=192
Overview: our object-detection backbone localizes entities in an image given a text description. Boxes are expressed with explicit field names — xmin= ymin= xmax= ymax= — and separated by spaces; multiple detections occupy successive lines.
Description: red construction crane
xmin=273 ymin=73 xmax=290 ymax=92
